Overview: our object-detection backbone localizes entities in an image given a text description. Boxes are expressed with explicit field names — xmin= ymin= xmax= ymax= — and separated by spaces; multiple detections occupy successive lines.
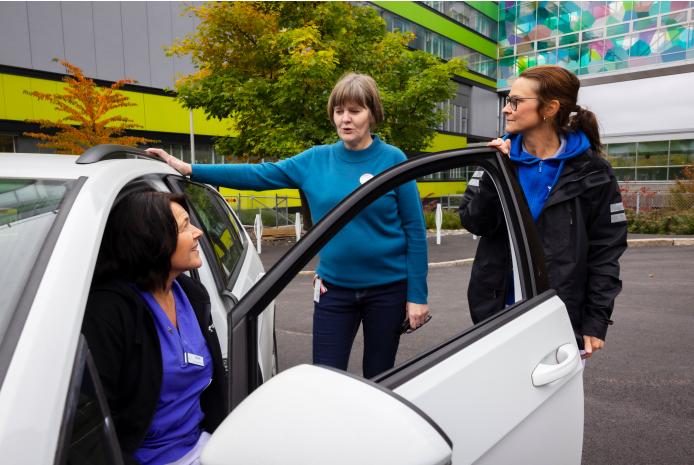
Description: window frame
xmin=54 ymin=334 xmax=123 ymax=465
xmin=223 ymin=147 xmax=549 ymax=412
xmin=168 ymin=177 xmax=247 ymax=293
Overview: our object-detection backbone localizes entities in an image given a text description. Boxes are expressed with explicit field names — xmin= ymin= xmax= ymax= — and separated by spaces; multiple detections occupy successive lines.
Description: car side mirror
xmin=201 ymin=365 xmax=452 ymax=465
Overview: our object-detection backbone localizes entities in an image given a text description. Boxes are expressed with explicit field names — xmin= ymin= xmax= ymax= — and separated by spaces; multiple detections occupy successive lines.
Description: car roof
xmin=1 ymin=152 xmax=177 ymax=181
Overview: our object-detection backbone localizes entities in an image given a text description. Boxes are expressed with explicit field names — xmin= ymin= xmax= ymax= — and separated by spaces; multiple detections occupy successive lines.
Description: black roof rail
xmin=75 ymin=144 xmax=166 ymax=165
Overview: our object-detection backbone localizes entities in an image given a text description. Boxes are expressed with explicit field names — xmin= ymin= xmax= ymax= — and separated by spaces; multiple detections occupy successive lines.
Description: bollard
xmin=435 ymin=203 xmax=442 ymax=245
xmin=254 ymin=213 xmax=263 ymax=254
xmin=295 ymin=213 xmax=301 ymax=241
xmin=473 ymin=234 xmax=478 ymax=240
xmin=636 ymin=192 xmax=640 ymax=216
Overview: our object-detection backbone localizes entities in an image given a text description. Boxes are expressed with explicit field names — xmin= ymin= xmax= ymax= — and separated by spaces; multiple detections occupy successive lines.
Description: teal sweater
xmin=190 ymin=136 xmax=428 ymax=304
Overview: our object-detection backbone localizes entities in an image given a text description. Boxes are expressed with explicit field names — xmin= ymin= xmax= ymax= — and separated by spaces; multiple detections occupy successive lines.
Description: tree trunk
xmin=298 ymin=188 xmax=313 ymax=231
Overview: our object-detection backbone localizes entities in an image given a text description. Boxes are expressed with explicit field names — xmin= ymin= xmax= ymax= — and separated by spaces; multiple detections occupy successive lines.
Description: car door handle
xmin=532 ymin=344 xmax=579 ymax=387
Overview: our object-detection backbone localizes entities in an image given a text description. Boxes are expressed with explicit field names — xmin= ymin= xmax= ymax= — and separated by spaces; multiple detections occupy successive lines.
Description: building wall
xmin=469 ymin=86 xmax=500 ymax=139
xmin=0 ymin=1 xmax=199 ymax=89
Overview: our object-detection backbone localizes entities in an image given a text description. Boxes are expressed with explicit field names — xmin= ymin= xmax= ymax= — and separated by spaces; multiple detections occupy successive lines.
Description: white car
xmin=0 ymin=144 xmax=584 ymax=464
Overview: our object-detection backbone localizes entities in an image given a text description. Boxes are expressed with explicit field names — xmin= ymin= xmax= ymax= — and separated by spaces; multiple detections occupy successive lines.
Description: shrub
xmin=626 ymin=209 xmax=694 ymax=235
xmin=424 ymin=209 xmax=463 ymax=230
xmin=237 ymin=209 xmax=282 ymax=227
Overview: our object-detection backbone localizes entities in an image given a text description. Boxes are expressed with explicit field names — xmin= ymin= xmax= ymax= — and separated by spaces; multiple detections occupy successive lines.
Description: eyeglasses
xmin=505 ymin=96 xmax=539 ymax=111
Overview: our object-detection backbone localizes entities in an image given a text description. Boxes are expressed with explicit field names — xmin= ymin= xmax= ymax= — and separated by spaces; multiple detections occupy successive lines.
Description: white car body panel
xmin=394 ymin=295 xmax=583 ymax=465
xmin=0 ymin=154 xmax=275 ymax=462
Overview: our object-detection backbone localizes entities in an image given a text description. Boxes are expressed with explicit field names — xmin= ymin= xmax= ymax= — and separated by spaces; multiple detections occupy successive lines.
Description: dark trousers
xmin=313 ymin=279 xmax=407 ymax=379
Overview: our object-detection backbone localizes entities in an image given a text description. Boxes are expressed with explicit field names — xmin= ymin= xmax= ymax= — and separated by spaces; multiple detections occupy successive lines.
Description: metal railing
xmin=439 ymin=195 xmax=464 ymax=211
xmin=223 ymin=194 xmax=301 ymax=227
xmin=621 ymin=192 xmax=694 ymax=214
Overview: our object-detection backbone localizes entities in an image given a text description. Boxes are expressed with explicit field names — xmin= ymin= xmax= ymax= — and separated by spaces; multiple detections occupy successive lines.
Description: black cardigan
xmin=81 ymin=274 xmax=227 ymax=464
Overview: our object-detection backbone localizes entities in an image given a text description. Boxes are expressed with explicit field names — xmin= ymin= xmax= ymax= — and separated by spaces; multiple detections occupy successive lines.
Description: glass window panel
xmin=607 ymin=23 xmax=631 ymax=36
xmin=632 ymin=1 xmax=659 ymax=19
xmin=580 ymin=39 xmax=606 ymax=66
xmin=0 ymin=136 xmax=14 ymax=152
xmin=630 ymin=30 xmax=662 ymax=56
xmin=517 ymin=42 xmax=535 ymax=53
xmin=537 ymin=48 xmax=558 ymax=65
xmin=637 ymin=140 xmax=669 ymax=166
xmin=500 ymin=46 xmax=515 ymax=57
xmin=559 ymin=32 xmax=580 ymax=45
xmin=613 ymin=167 xmax=636 ymax=181
xmin=634 ymin=16 xmax=659 ymax=31
xmin=537 ymin=1 xmax=559 ymax=37
xmin=607 ymin=142 xmax=637 ymax=167
xmin=581 ymin=1 xmax=609 ymax=30
xmin=558 ymin=2 xmax=582 ymax=33
xmin=557 ymin=44 xmax=580 ymax=68
xmin=669 ymin=139 xmax=694 ymax=165
xmin=603 ymin=60 xmax=630 ymax=71
xmin=689 ymin=23 xmax=694 ymax=50
xmin=498 ymin=57 xmax=517 ymax=79
xmin=537 ymin=37 xmax=557 ymax=49
xmin=579 ymin=64 xmax=604 ymax=74
xmin=659 ymin=25 xmax=689 ymax=54
xmin=195 ymin=145 xmax=214 ymax=164
xmin=636 ymin=167 xmax=668 ymax=180
xmin=661 ymin=11 xmax=689 ymax=25
xmin=515 ymin=54 xmax=536 ymax=73
xmin=518 ymin=2 xmax=538 ymax=42
xmin=499 ymin=6 xmax=519 ymax=47
xmin=605 ymin=34 xmax=631 ymax=61
xmin=607 ymin=0 xmax=634 ymax=24
xmin=583 ymin=28 xmax=605 ymax=41
xmin=659 ymin=1 xmax=690 ymax=14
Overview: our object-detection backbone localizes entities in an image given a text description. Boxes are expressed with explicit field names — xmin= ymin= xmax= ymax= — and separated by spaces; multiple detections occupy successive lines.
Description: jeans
xmin=313 ymin=279 xmax=407 ymax=379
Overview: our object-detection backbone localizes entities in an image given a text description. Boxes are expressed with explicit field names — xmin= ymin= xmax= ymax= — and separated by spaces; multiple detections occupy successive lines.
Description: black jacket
xmin=81 ymin=274 xmax=227 ymax=464
xmin=459 ymin=148 xmax=628 ymax=348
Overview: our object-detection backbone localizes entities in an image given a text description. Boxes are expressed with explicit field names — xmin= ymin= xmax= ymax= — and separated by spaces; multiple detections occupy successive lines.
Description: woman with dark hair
xmin=82 ymin=191 xmax=226 ymax=465
xmin=147 ymin=72 xmax=428 ymax=379
xmin=461 ymin=65 xmax=627 ymax=364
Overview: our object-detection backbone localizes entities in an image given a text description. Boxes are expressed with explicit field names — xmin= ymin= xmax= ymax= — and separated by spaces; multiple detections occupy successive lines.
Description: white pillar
xmin=435 ymin=203 xmax=442 ymax=245
xmin=254 ymin=214 xmax=263 ymax=254
xmin=295 ymin=213 xmax=301 ymax=241
xmin=189 ymin=109 xmax=196 ymax=165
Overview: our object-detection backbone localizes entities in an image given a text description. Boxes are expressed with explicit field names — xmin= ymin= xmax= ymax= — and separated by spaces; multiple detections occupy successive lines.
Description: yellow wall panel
xmin=118 ymin=90 xmax=147 ymax=129
xmin=143 ymin=94 xmax=188 ymax=133
xmin=417 ymin=181 xmax=467 ymax=198
xmin=426 ymin=133 xmax=467 ymax=152
xmin=0 ymin=75 xmax=5 ymax=120
xmin=29 ymin=79 xmax=61 ymax=122
xmin=219 ymin=187 xmax=302 ymax=209
xmin=3 ymin=75 xmax=34 ymax=121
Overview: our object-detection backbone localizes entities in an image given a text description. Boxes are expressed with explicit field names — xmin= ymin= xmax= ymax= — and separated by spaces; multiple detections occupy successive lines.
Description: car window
xmin=178 ymin=181 xmax=243 ymax=286
xmin=209 ymin=190 xmax=246 ymax=245
xmin=0 ymin=178 xmax=76 ymax=342
xmin=57 ymin=338 xmax=120 ymax=465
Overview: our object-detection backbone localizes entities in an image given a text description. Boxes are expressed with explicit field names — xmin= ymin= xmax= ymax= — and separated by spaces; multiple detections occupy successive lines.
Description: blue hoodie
xmin=503 ymin=130 xmax=591 ymax=223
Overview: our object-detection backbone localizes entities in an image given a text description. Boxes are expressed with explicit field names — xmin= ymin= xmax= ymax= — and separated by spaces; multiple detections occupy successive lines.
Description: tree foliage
xmin=670 ymin=163 xmax=694 ymax=194
xmin=23 ymin=60 xmax=157 ymax=155
xmin=167 ymin=1 xmax=466 ymax=162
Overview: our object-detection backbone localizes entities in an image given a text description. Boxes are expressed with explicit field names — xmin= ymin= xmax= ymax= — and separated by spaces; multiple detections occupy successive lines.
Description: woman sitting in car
xmin=82 ymin=191 xmax=226 ymax=465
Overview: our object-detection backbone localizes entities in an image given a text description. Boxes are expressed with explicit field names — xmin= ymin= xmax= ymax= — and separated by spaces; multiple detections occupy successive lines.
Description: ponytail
xmin=570 ymin=107 xmax=603 ymax=155
xmin=519 ymin=65 xmax=604 ymax=156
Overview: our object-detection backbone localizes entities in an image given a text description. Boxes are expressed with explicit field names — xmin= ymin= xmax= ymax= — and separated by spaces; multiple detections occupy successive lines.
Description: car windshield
xmin=0 ymin=178 xmax=76 ymax=342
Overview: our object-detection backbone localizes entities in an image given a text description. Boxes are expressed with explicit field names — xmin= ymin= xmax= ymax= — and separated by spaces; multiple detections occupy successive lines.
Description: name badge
xmin=314 ymin=278 xmax=322 ymax=303
xmin=185 ymin=353 xmax=204 ymax=367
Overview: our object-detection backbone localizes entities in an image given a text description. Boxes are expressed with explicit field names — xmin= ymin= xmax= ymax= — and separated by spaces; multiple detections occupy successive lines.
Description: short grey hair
xmin=327 ymin=73 xmax=384 ymax=130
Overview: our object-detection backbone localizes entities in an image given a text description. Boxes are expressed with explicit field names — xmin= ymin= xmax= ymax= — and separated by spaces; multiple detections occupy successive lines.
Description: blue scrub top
xmin=130 ymin=279 xmax=214 ymax=465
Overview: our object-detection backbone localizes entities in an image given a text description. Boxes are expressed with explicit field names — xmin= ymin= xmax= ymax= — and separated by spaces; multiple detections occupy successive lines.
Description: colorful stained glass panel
xmin=499 ymin=6 xmax=519 ymax=47
xmin=630 ymin=30 xmax=661 ymax=56
xmin=537 ymin=1 xmax=559 ymax=37
xmin=500 ymin=46 xmax=515 ymax=57
xmin=606 ymin=0 xmax=634 ymax=24
xmin=607 ymin=23 xmax=631 ymax=36
xmin=604 ymin=34 xmax=631 ymax=61
xmin=557 ymin=44 xmax=580 ymax=68
xmin=581 ymin=1 xmax=610 ymax=30
xmin=632 ymin=1 xmax=659 ymax=19
xmin=559 ymin=1 xmax=582 ymax=33
xmin=634 ymin=16 xmax=659 ymax=31
xmin=661 ymin=11 xmax=689 ymax=25
xmin=537 ymin=49 xmax=558 ymax=64
xmin=516 ymin=53 xmax=537 ymax=73
xmin=659 ymin=25 xmax=689 ymax=54
xmin=537 ymin=38 xmax=557 ymax=49
xmin=583 ymin=28 xmax=605 ymax=40
xmin=580 ymin=39 xmax=606 ymax=66
xmin=559 ymin=32 xmax=580 ymax=45
xmin=498 ymin=57 xmax=517 ymax=80
xmin=517 ymin=42 xmax=535 ymax=53
xmin=660 ymin=1 xmax=690 ymax=14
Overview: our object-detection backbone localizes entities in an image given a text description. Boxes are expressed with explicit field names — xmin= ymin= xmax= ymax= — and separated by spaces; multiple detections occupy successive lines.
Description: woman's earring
xmin=543 ymin=117 xmax=547 ymax=123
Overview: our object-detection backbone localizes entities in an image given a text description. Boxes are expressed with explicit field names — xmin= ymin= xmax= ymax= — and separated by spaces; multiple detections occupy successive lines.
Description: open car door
xmin=223 ymin=147 xmax=584 ymax=464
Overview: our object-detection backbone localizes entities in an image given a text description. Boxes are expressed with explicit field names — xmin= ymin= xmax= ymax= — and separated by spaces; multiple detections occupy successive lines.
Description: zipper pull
xmin=539 ymin=161 xmax=543 ymax=173
xmin=493 ymin=290 xmax=497 ymax=299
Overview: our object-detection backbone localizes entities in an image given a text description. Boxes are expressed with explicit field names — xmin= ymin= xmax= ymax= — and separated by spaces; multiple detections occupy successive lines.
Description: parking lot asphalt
xmin=258 ymin=235 xmax=694 ymax=464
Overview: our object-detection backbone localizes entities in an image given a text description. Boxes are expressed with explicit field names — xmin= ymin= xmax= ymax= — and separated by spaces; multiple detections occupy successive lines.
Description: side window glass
xmin=210 ymin=190 xmax=246 ymax=245
xmin=57 ymin=337 xmax=120 ymax=465
xmin=178 ymin=181 xmax=242 ymax=285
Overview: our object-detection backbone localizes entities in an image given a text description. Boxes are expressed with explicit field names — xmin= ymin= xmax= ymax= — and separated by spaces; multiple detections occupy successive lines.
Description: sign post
xmin=435 ymin=203 xmax=442 ymax=245
xmin=254 ymin=214 xmax=263 ymax=254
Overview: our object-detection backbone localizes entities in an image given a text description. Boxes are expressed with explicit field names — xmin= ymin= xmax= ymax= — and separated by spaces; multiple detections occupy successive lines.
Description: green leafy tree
xmin=167 ymin=1 xmax=465 ymax=227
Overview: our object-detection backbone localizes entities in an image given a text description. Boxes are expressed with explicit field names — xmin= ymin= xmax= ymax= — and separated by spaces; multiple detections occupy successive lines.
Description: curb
xmin=628 ymin=238 xmax=694 ymax=247
xmin=296 ymin=258 xmax=475 ymax=277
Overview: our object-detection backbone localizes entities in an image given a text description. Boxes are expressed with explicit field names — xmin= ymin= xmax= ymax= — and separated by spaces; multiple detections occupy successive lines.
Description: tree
xmin=167 ymin=1 xmax=466 ymax=229
xmin=24 ymin=59 xmax=157 ymax=155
